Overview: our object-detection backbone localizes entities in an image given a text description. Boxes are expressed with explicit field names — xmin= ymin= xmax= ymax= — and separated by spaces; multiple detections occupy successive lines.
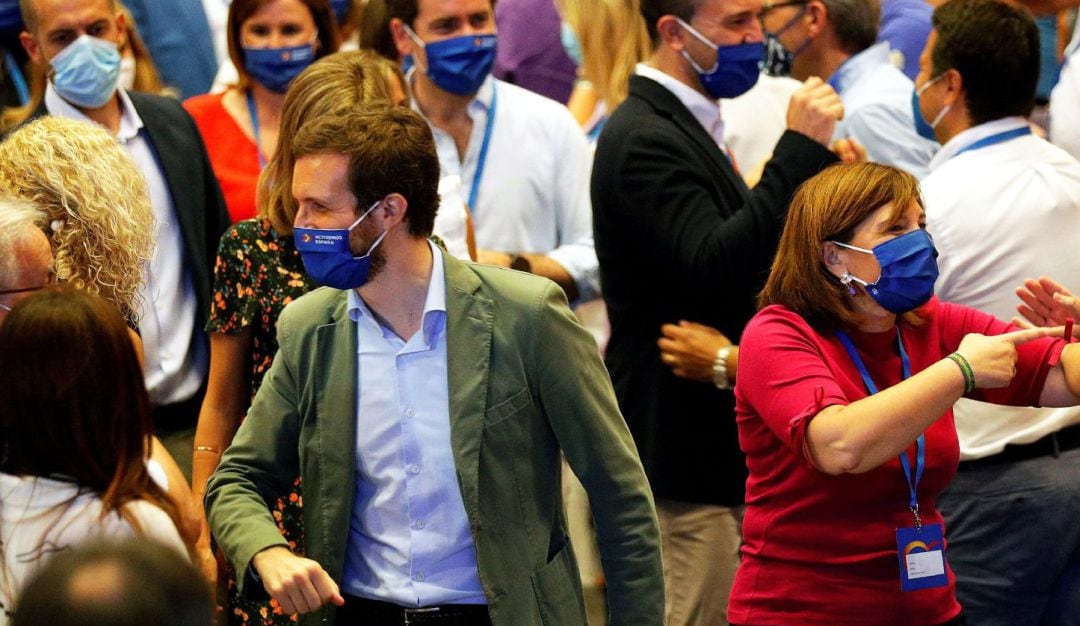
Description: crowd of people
xmin=2 ymin=0 xmax=1080 ymax=625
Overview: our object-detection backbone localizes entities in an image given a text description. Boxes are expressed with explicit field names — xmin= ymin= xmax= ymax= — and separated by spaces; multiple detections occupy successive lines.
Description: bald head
xmin=0 ymin=198 xmax=52 ymax=319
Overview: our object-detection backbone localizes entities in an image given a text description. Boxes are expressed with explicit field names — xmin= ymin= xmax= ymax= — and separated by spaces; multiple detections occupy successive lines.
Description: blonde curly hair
xmin=0 ymin=117 xmax=154 ymax=322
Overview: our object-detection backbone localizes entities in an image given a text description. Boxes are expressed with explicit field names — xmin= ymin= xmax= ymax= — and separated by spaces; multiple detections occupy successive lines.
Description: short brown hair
xmin=258 ymin=50 xmax=405 ymax=234
xmin=639 ymin=0 xmax=701 ymax=47
xmin=758 ymin=162 xmax=924 ymax=331
xmin=291 ymin=106 xmax=440 ymax=237
xmin=226 ymin=0 xmax=340 ymax=90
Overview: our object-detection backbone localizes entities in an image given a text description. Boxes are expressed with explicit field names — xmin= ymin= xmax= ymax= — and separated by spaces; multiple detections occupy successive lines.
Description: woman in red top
xmin=184 ymin=0 xmax=339 ymax=223
xmin=728 ymin=163 xmax=1080 ymax=626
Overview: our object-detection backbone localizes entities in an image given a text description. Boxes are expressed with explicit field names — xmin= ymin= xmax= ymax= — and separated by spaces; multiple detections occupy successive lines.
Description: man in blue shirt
xmin=761 ymin=0 xmax=938 ymax=177
xmin=206 ymin=105 xmax=663 ymax=626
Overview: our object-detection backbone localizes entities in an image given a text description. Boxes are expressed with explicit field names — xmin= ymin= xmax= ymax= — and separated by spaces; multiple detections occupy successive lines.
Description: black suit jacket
xmin=591 ymin=75 xmax=837 ymax=505
xmin=31 ymin=91 xmax=229 ymax=333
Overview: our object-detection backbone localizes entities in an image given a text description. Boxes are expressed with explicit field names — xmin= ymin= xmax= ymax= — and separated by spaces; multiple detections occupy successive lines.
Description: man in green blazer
xmin=206 ymin=106 xmax=664 ymax=625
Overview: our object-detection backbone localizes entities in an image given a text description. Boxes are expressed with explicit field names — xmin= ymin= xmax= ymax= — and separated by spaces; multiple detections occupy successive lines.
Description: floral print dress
xmin=207 ymin=218 xmax=313 ymax=625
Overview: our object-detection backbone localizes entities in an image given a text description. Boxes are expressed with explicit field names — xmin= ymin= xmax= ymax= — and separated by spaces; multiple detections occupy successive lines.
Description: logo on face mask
xmin=832 ymin=229 xmax=939 ymax=314
xmin=243 ymin=40 xmax=317 ymax=94
xmin=294 ymin=200 xmax=389 ymax=289
xmin=675 ymin=18 xmax=763 ymax=100
xmin=50 ymin=34 xmax=122 ymax=109
xmin=404 ymin=24 xmax=497 ymax=96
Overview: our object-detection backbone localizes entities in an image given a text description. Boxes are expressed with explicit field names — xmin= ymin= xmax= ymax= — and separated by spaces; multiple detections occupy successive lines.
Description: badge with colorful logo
xmin=895 ymin=523 xmax=948 ymax=591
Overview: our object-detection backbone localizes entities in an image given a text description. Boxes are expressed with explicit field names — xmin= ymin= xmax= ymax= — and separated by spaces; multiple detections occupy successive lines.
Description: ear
xmin=805 ymin=1 xmax=826 ymax=37
xmin=378 ymin=193 xmax=409 ymax=230
xmin=656 ymin=15 xmax=686 ymax=52
xmin=20 ymin=29 xmax=42 ymax=65
xmin=115 ymin=9 xmax=126 ymax=42
xmin=389 ymin=18 xmax=416 ymax=60
xmin=822 ymin=241 xmax=845 ymax=278
xmin=941 ymin=67 xmax=963 ymax=107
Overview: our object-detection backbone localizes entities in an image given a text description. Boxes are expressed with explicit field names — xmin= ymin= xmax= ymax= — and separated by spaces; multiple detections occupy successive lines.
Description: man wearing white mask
xmin=18 ymin=0 xmax=229 ymax=478
xmin=386 ymin=0 xmax=598 ymax=304
xmin=590 ymin=0 xmax=846 ymax=622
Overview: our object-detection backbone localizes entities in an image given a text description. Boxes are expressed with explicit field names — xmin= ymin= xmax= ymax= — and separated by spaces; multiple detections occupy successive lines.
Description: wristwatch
xmin=712 ymin=346 xmax=734 ymax=390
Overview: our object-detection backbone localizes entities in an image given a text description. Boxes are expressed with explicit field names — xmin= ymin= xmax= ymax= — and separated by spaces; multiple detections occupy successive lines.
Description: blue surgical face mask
xmin=831 ymin=229 xmax=939 ymax=314
xmin=294 ymin=200 xmax=388 ymax=289
xmin=404 ymin=24 xmax=497 ymax=96
xmin=675 ymin=18 xmax=763 ymax=99
xmin=243 ymin=40 xmax=317 ymax=93
xmin=560 ymin=21 xmax=583 ymax=67
xmin=50 ymin=34 xmax=121 ymax=109
xmin=0 ymin=0 xmax=23 ymax=32
xmin=911 ymin=73 xmax=950 ymax=141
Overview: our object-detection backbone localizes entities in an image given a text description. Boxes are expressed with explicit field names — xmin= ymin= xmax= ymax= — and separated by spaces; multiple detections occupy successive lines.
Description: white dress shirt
xmin=342 ymin=241 xmax=485 ymax=606
xmin=829 ymin=42 xmax=938 ymax=179
xmin=411 ymin=73 xmax=599 ymax=301
xmin=924 ymin=116 xmax=1080 ymax=459
xmin=45 ymin=85 xmax=206 ymax=406
xmin=722 ymin=73 xmax=801 ymax=175
xmin=636 ymin=63 xmax=727 ymax=149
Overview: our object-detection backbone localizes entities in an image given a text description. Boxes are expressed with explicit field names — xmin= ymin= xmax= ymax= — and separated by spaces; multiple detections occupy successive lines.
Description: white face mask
xmin=119 ymin=55 xmax=136 ymax=91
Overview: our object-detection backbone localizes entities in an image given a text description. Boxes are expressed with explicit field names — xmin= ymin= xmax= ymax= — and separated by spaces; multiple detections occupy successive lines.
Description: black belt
xmin=958 ymin=421 xmax=1080 ymax=470
xmin=338 ymin=594 xmax=491 ymax=625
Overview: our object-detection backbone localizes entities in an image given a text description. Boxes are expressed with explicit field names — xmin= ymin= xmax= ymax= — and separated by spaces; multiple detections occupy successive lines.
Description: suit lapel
xmin=629 ymin=76 xmax=749 ymax=203
xmin=442 ymin=251 xmax=492 ymax=525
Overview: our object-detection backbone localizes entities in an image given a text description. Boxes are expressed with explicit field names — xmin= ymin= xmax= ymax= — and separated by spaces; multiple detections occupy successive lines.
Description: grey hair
xmin=0 ymin=197 xmax=47 ymax=290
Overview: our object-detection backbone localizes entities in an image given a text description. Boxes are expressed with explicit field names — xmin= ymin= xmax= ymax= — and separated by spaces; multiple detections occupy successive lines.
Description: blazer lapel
xmin=442 ymin=251 xmax=493 ymax=527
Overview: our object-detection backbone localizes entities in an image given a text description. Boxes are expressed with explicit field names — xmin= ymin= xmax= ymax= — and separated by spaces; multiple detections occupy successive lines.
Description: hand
xmin=829 ymin=137 xmax=867 ymax=163
xmin=1014 ymin=276 xmax=1080 ymax=332
xmin=955 ymin=327 xmax=1055 ymax=389
xmin=657 ymin=321 xmax=732 ymax=382
xmin=476 ymin=249 xmax=511 ymax=268
xmin=251 ymin=546 xmax=344 ymax=615
xmin=786 ymin=77 xmax=844 ymax=146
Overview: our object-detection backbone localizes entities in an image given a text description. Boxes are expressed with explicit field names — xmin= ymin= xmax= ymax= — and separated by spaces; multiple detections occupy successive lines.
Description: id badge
xmin=895 ymin=523 xmax=948 ymax=592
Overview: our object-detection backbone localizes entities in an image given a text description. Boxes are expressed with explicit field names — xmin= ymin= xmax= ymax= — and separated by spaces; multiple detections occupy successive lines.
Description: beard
xmin=349 ymin=218 xmax=387 ymax=282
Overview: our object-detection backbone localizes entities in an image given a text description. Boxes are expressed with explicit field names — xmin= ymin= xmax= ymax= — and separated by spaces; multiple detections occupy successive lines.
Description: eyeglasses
xmin=758 ymin=0 xmax=809 ymax=21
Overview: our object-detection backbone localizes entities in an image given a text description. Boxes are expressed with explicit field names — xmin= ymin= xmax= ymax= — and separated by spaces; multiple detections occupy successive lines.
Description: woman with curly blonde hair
xmin=0 ymin=115 xmax=153 ymax=323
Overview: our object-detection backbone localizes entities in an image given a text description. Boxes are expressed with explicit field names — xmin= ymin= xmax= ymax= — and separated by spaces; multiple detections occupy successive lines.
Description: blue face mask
xmin=675 ymin=18 xmax=763 ymax=99
xmin=243 ymin=41 xmax=316 ymax=93
xmin=50 ymin=34 xmax=121 ymax=109
xmin=832 ymin=229 xmax=939 ymax=314
xmin=331 ymin=0 xmax=350 ymax=23
xmin=294 ymin=200 xmax=388 ymax=289
xmin=911 ymin=73 xmax=949 ymax=141
xmin=404 ymin=24 xmax=497 ymax=96
xmin=0 ymin=0 xmax=23 ymax=32
xmin=560 ymin=21 xmax=583 ymax=67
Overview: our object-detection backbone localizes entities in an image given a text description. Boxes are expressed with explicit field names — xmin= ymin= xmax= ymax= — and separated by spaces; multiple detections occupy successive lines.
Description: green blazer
xmin=206 ymin=250 xmax=664 ymax=625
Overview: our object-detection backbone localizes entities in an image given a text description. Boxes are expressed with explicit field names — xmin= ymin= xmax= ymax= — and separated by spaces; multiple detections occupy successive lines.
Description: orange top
xmin=184 ymin=92 xmax=261 ymax=223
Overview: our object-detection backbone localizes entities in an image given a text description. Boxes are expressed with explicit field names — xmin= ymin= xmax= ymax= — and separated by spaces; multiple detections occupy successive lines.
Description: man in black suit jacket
xmin=591 ymin=0 xmax=844 ymax=622
xmin=19 ymin=0 xmax=229 ymax=478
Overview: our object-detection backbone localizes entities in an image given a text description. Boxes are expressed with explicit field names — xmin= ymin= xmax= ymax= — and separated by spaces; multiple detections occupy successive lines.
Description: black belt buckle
xmin=403 ymin=606 xmax=440 ymax=625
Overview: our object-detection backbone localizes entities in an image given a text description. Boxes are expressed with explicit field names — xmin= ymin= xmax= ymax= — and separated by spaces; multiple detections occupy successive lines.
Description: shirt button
xmin=404 ymin=407 xmax=415 ymax=418
xmin=409 ymin=464 xmax=421 ymax=474
xmin=415 ymin=520 xmax=425 ymax=529
xmin=413 ymin=572 xmax=425 ymax=582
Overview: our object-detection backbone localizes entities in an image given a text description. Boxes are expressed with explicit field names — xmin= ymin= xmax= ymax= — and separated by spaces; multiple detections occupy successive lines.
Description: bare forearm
xmin=807 ymin=358 xmax=965 ymax=474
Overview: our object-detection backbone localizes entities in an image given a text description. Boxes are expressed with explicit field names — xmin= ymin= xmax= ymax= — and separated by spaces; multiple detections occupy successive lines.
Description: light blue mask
xmin=560 ymin=21 xmax=583 ymax=67
xmin=50 ymin=35 xmax=121 ymax=109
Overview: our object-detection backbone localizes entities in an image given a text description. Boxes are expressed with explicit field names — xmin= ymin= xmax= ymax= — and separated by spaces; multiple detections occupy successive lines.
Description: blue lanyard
xmin=245 ymin=89 xmax=267 ymax=169
xmin=4 ymin=49 xmax=28 ymax=106
xmin=954 ymin=126 xmax=1032 ymax=158
xmin=467 ymin=84 xmax=497 ymax=212
xmin=836 ymin=328 xmax=926 ymax=525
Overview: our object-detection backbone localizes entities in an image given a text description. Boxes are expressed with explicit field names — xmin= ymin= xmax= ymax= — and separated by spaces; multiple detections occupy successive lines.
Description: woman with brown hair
xmin=727 ymin=162 xmax=1080 ymax=625
xmin=184 ymin=0 xmax=339 ymax=223
xmin=0 ymin=288 xmax=189 ymax=625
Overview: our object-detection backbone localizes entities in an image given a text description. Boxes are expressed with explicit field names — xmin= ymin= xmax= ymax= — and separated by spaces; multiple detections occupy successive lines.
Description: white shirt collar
xmin=927 ymin=116 xmax=1030 ymax=172
xmin=829 ymin=42 xmax=891 ymax=95
xmin=44 ymin=83 xmax=144 ymax=142
xmin=635 ymin=62 xmax=724 ymax=146
xmin=407 ymin=68 xmax=495 ymax=120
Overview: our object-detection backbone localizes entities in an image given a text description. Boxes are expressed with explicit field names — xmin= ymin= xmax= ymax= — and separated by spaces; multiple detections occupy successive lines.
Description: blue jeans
xmin=938 ymin=446 xmax=1080 ymax=626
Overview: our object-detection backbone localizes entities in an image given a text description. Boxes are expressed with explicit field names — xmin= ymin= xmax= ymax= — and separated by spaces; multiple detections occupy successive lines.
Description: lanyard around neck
xmin=835 ymin=328 xmax=926 ymax=527
xmin=245 ymin=89 xmax=267 ymax=169
xmin=953 ymin=126 xmax=1032 ymax=159
xmin=467 ymin=83 xmax=497 ymax=212
xmin=3 ymin=49 xmax=27 ymax=105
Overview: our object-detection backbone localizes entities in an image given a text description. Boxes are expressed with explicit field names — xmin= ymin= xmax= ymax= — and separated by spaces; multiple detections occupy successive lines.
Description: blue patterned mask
xmin=832 ymin=229 xmax=939 ymax=314
xmin=294 ymin=201 xmax=388 ymax=289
